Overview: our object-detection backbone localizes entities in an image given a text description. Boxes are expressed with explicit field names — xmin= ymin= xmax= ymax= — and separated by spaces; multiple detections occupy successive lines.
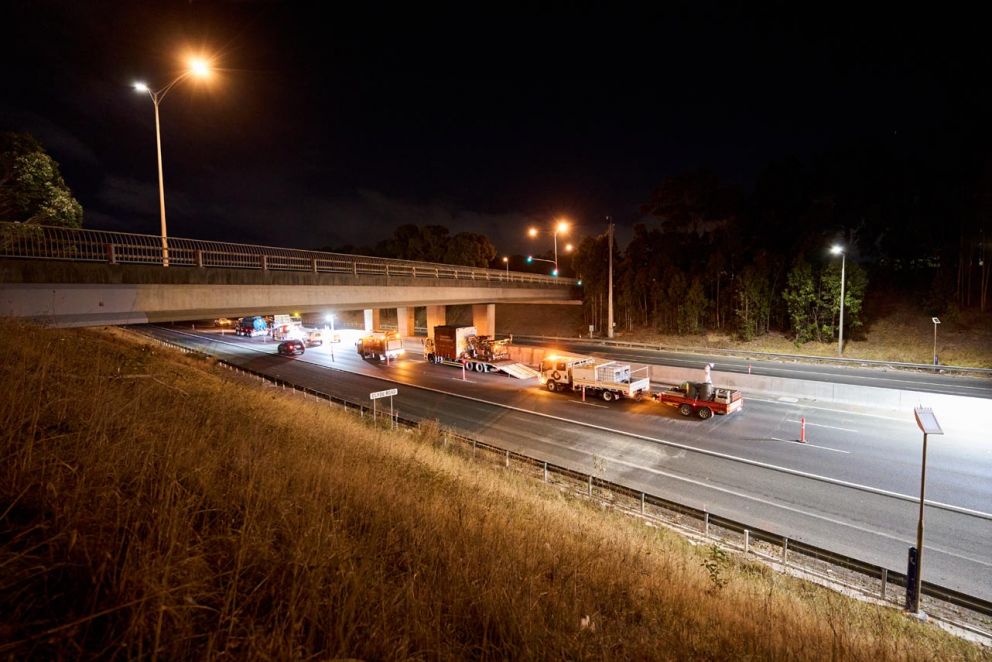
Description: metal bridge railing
xmin=0 ymin=222 xmax=577 ymax=287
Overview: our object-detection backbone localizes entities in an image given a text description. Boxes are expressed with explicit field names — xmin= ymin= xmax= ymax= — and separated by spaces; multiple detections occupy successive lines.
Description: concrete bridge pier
xmin=363 ymin=308 xmax=382 ymax=332
xmin=426 ymin=305 xmax=446 ymax=339
xmin=472 ymin=303 xmax=495 ymax=337
xmin=396 ymin=307 xmax=415 ymax=337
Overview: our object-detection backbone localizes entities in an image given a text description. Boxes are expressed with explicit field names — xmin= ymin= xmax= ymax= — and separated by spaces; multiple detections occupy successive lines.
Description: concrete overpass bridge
xmin=0 ymin=223 xmax=580 ymax=335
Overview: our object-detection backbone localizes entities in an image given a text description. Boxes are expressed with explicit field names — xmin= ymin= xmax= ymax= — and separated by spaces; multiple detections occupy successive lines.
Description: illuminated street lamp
xmin=325 ymin=313 xmax=335 ymax=332
xmin=830 ymin=244 xmax=846 ymax=356
xmin=502 ymin=255 xmax=509 ymax=276
xmin=132 ymin=56 xmax=213 ymax=266
xmin=526 ymin=218 xmax=572 ymax=275
xmin=931 ymin=317 xmax=940 ymax=366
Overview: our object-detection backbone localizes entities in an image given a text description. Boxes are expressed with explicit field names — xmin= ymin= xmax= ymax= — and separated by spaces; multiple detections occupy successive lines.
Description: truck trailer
xmin=656 ymin=381 xmax=743 ymax=419
xmin=356 ymin=330 xmax=405 ymax=361
xmin=235 ymin=316 xmax=269 ymax=337
xmin=540 ymin=354 xmax=650 ymax=402
xmin=424 ymin=325 xmax=539 ymax=379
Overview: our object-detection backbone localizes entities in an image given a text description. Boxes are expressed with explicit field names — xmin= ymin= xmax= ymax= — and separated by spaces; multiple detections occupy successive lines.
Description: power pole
xmin=607 ymin=216 xmax=614 ymax=338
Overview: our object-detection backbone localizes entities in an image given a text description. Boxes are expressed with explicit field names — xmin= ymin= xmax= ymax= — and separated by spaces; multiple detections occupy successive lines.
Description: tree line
xmin=573 ymin=135 xmax=990 ymax=343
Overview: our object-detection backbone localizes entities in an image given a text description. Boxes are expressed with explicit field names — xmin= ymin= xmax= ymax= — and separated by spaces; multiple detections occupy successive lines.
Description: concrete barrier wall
xmin=506 ymin=344 xmax=991 ymax=423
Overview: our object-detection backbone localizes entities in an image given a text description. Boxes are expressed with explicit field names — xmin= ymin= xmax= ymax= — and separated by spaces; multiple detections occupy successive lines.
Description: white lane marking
xmin=148 ymin=326 xmax=992 ymax=521
xmin=778 ymin=396 xmax=799 ymax=403
xmin=452 ymin=377 xmax=476 ymax=384
xmin=568 ymin=400 xmax=610 ymax=409
xmin=785 ymin=419 xmax=858 ymax=433
xmin=769 ymin=437 xmax=850 ymax=454
xmin=598 ymin=451 xmax=991 ymax=569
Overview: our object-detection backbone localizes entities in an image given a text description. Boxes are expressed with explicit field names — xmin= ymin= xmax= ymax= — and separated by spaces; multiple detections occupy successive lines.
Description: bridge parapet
xmin=0 ymin=222 xmax=576 ymax=287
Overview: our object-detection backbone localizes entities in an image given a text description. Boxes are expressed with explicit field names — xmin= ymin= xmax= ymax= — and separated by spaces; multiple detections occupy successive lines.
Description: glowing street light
xmin=526 ymin=218 xmax=571 ymax=275
xmin=907 ymin=406 xmax=943 ymax=616
xmin=132 ymin=56 xmax=214 ymax=266
xmin=502 ymin=256 xmax=509 ymax=277
xmin=830 ymin=244 xmax=846 ymax=356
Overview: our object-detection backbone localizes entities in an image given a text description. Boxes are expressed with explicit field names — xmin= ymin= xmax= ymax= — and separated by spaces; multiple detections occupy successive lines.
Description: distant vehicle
xmin=214 ymin=317 xmax=233 ymax=326
xmin=656 ymin=382 xmax=743 ymax=419
xmin=356 ymin=330 xmax=404 ymax=361
xmin=277 ymin=340 xmax=305 ymax=356
xmin=271 ymin=313 xmax=305 ymax=341
xmin=235 ymin=316 xmax=269 ymax=337
xmin=304 ymin=330 xmax=324 ymax=347
xmin=540 ymin=354 xmax=650 ymax=402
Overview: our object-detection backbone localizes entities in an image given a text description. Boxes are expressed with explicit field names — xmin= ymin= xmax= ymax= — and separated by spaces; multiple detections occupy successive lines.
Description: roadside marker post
xmin=800 ymin=417 xmax=807 ymax=443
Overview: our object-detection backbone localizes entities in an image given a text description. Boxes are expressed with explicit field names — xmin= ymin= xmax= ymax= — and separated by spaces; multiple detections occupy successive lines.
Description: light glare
xmin=133 ymin=81 xmax=149 ymax=92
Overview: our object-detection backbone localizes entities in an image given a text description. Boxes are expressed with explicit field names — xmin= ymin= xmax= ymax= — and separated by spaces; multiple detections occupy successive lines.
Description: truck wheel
xmin=602 ymin=390 xmax=615 ymax=402
xmin=427 ymin=353 xmax=435 ymax=363
xmin=698 ymin=407 xmax=713 ymax=420
xmin=678 ymin=404 xmax=693 ymax=417
xmin=474 ymin=362 xmax=485 ymax=373
xmin=546 ymin=381 xmax=557 ymax=392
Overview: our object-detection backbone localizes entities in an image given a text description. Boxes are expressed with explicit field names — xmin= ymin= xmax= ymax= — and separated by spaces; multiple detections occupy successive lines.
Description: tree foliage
xmin=373 ymin=224 xmax=497 ymax=268
xmin=0 ymin=132 xmax=83 ymax=228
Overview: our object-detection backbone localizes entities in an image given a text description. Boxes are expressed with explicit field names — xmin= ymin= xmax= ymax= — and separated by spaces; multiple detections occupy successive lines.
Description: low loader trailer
xmin=540 ymin=354 xmax=651 ymax=402
xmin=424 ymin=325 xmax=539 ymax=379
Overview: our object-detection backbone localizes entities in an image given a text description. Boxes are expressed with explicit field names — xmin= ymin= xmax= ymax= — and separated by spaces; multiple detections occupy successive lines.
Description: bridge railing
xmin=0 ymin=222 xmax=578 ymax=286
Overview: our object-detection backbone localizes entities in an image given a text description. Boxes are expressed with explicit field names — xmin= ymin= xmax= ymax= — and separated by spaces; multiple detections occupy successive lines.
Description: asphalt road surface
xmin=135 ymin=325 xmax=992 ymax=602
xmin=511 ymin=337 xmax=992 ymax=399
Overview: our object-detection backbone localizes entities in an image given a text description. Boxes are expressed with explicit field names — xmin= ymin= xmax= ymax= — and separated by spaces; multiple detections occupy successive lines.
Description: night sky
xmin=3 ymin=2 xmax=987 ymax=255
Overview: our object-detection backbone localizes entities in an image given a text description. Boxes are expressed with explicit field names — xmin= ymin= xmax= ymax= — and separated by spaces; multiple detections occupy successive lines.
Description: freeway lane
xmin=135 ymin=326 xmax=992 ymax=600
xmin=512 ymin=337 xmax=992 ymax=399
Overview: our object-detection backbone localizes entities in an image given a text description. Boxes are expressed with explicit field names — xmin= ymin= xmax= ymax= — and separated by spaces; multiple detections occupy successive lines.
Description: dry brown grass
xmin=0 ymin=321 xmax=988 ymax=660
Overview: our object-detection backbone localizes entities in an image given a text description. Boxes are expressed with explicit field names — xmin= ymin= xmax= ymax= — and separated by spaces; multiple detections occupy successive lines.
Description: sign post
xmin=370 ymin=388 xmax=398 ymax=429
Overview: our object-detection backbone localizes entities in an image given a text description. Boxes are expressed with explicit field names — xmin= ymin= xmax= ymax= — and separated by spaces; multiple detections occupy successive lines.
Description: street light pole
xmin=910 ymin=407 xmax=943 ymax=616
xmin=133 ymin=58 xmax=212 ymax=267
xmin=831 ymin=245 xmax=846 ymax=356
xmin=931 ymin=317 xmax=941 ymax=366
xmin=502 ymin=256 xmax=509 ymax=277
xmin=151 ymin=96 xmax=169 ymax=266
xmin=607 ymin=216 xmax=614 ymax=339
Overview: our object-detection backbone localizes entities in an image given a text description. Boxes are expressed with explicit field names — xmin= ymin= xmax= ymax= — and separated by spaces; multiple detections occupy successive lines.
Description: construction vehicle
xmin=356 ymin=330 xmax=405 ymax=361
xmin=271 ymin=314 xmax=305 ymax=341
xmin=540 ymin=354 xmax=650 ymax=402
xmin=235 ymin=316 xmax=269 ymax=337
xmin=424 ymin=325 xmax=539 ymax=379
xmin=656 ymin=382 xmax=743 ymax=419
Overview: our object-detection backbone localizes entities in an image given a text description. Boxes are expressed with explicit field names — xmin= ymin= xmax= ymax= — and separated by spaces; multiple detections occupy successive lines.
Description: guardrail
xmin=145 ymin=332 xmax=992 ymax=630
xmin=512 ymin=334 xmax=992 ymax=376
xmin=0 ymin=222 xmax=577 ymax=287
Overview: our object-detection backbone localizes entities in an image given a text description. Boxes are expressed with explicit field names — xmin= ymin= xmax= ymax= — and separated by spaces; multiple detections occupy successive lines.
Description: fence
xmin=146 ymin=333 xmax=992 ymax=633
xmin=512 ymin=334 xmax=992 ymax=377
xmin=0 ymin=222 xmax=577 ymax=286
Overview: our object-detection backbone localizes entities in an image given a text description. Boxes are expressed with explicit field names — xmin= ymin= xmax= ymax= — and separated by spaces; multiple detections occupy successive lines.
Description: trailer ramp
xmin=499 ymin=362 xmax=540 ymax=379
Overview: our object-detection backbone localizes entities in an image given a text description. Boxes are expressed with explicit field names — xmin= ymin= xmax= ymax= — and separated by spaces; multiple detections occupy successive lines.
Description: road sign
xmin=369 ymin=388 xmax=398 ymax=400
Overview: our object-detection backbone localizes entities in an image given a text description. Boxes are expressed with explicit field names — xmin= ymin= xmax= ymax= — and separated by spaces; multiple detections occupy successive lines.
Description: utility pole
xmin=607 ymin=216 xmax=614 ymax=338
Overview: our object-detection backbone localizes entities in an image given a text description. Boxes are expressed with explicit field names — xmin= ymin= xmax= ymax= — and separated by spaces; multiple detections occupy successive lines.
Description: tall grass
xmin=0 ymin=321 xmax=987 ymax=660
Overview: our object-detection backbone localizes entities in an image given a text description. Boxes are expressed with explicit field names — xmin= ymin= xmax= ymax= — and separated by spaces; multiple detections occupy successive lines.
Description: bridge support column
xmin=426 ymin=305 xmax=446 ymax=339
xmin=472 ymin=303 xmax=496 ymax=337
xmin=363 ymin=308 xmax=381 ymax=332
xmin=396 ymin=307 xmax=415 ymax=337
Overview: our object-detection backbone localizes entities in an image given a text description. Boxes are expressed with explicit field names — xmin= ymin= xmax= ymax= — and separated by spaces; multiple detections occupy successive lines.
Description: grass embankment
xmin=0 ymin=322 xmax=987 ymax=660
